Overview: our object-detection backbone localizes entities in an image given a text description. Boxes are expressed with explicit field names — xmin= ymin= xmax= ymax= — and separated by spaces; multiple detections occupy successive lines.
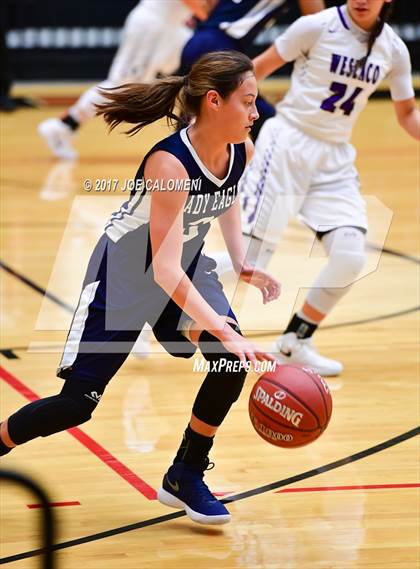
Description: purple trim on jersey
xmin=242 ymin=129 xmax=276 ymax=226
xmin=336 ymin=6 xmax=350 ymax=30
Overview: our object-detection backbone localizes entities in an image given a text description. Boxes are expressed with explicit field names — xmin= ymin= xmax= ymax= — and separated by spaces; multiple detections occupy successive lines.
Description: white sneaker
xmin=38 ymin=118 xmax=78 ymax=160
xmin=272 ymin=332 xmax=343 ymax=377
xmin=131 ymin=325 xmax=152 ymax=359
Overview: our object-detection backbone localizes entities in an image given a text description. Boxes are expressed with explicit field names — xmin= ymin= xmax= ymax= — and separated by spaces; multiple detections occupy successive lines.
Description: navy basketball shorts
xmin=57 ymin=234 xmax=237 ymax=387
xmin=179 ymin=28 xmax=238 ymax=75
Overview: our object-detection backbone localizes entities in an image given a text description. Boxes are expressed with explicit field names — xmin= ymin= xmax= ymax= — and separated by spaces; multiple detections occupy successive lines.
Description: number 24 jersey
xmin=274 ymin=5 xmax=414 ymax=142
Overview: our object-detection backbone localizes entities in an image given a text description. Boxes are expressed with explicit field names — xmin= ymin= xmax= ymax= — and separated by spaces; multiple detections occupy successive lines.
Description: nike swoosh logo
xmin=280 ymin=349 xmax=292 ymax=357
xmin=166 ymin=477 xmax=179 ymax=492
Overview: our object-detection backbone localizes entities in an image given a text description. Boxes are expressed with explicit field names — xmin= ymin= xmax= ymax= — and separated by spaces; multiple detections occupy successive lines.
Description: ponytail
xmin=96 ymin=76 xmax=187 ymax=136
xmin=96 ymin=50 xmax=254 ymax=137
xmin=357 ymin=1 xmax=394 ymax=69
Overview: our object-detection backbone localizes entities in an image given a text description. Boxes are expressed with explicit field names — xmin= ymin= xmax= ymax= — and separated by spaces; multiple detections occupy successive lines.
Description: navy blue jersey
xmin=199 ymin=0 xmax=288 ymax=42
xmin=105 ymin=128 xmax=246 ymax=266
xmin=57 ymin=129 xmax=245 ymax=380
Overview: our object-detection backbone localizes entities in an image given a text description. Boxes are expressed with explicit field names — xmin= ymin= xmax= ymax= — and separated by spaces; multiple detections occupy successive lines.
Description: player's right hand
xmin=215 ymin=323 xmax=275 ymax=367
xmin=239 ymin=264 xmax=281 ymax=304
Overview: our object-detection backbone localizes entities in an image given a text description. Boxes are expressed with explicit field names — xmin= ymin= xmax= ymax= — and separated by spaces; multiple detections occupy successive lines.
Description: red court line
xmin=27 ymin=501 xmax=81 ymax=509
xmin=0 ymin=366 xmax=157 ymax=500
xmin=277 ymin=483 xmax=420 ymax=493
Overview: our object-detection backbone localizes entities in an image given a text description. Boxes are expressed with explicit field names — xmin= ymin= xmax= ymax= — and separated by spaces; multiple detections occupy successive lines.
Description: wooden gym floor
xmin=0 ymin=84 xmax=419 ymax=568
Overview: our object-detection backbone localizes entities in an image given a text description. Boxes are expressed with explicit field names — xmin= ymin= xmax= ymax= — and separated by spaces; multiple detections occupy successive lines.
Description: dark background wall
xmin=2 ymin=0 xmax=419 ymax=81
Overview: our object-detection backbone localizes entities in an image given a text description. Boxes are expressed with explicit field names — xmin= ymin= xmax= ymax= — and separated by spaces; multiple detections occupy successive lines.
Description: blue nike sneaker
xmin=157 ymin=460 xmax=231 ymax=525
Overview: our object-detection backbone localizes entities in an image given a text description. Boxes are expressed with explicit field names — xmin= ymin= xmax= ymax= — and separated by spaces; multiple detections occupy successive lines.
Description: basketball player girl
xmin=135 ymin=0 xmax=328 ymax=360
xmin=214 ymin=0 xmax=419 ymax=376
xmin=39 ymin=0 xmax=215 ymax=160
xmin=0 ymin=52 xmax=281 ymax=525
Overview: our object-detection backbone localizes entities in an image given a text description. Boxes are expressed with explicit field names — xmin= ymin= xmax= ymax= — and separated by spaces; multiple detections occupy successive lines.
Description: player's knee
xmin=192 ymin=355 xmax=247 ymax=426
xmin=7 ymin=380 xmax=104 ymax=445
xmin=37 ymin=395 xmax=94 ymax=437
xmin=42 ymin=380 xmax=103 ymax=435
xmin=7 ymin=394 xmax=95 ymax=444
xmin=228 ymin=365 xmax=247 ymax=403
xmin=330 ymin=249 xmax=366 ymax=286
xmin=198 ymin=325 xmax=247 ymax=407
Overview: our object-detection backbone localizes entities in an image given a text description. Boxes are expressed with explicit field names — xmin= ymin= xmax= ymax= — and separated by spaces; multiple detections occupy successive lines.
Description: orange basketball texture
xmin=249 ymin=364 xmax=333 ymax=448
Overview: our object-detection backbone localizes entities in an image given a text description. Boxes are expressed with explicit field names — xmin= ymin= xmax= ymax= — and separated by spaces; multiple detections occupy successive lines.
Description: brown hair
xmin=356 ymin=1 xmax=395 ymax=69
xmin=96 ymin=50 xmax=254 ymax=136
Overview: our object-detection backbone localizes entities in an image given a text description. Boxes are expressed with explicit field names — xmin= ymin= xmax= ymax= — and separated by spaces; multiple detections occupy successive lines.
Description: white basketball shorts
xmin=240 ymin=115 xmax=368 ymax=244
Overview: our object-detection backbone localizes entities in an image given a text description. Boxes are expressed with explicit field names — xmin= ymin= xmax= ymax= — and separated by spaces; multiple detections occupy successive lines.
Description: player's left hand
xmin=239 ymin=264 xmax=281 ymax=304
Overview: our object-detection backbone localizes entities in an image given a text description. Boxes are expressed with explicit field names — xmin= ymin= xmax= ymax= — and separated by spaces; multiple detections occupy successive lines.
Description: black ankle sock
xmin=61 ymin=114 xmax=80 ymax=131
xmin=173 ymin=425 xmax=214 ymax=466
xmin=284 ymin=313 xmax=318 ymax=339
xmin=0 ymin=438 xmax=12 ymax=457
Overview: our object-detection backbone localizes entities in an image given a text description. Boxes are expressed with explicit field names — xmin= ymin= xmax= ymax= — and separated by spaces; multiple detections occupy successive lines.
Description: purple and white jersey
xmin=273 ymin=5 xmax=414 ymax=142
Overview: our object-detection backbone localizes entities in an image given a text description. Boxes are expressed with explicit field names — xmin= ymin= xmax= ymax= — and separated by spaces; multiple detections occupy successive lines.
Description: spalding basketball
xmin=249 ymin=364 xmax=332 ymax=448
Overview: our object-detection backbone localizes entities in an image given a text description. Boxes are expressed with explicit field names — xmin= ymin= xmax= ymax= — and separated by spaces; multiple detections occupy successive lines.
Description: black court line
xmin=0 ymin=348 xmax=26 ymax=355
xmin=249 ymin=305 xmax=420 ymax=338
xmin=369 ymin=245 xmax=420 ymax=266
xmin=1 ymin=303 xmax=419 ymax=353
xmin=1 ymin=245 xmax=419 ymax=352
xmin=250 ymin=244 xmax=420 ymax=338
xmin=0 ymin=259 xmax=74 ymax=313
xmin=1 ymin=426 xmax=418 ymax=565
xmin=324 ymin=306 xmax=419 ymax=330
xmin=0 ymin=350 xmax=18 ymax=360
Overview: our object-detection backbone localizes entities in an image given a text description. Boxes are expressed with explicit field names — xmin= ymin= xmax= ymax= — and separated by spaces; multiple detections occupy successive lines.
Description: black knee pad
xmin=194 ymin=324 xmax=247 ymax=426
xmin=198 ymin=322 xmax=242 ymax=362
xmin=8 ymin=380 xmax=104 ymax=444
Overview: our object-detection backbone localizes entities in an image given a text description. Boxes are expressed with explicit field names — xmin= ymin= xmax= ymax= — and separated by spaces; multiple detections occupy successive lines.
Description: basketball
xmin=249 ymin=364 xmax=332 ymax=448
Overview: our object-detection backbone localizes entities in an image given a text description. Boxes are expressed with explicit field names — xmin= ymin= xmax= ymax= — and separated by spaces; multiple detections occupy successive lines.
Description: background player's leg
xmin=273 ymin=226 xmax=366 ymax=376
xmin=38 ymin=6 xmax=167 ymax=159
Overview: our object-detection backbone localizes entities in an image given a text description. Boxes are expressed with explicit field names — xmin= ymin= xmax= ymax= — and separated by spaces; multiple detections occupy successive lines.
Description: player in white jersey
xmin=38 ymin=0 xmax=213 ymax=160
xmin=214 ymin=0 xmax=419 ymax=375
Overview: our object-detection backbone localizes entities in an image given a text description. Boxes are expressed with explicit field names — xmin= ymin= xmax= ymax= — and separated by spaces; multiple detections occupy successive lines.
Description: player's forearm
xmin=155 ymin=268 xmax=226 ymax=333
xmin=182 ymin=0 xmax=211 ymax=20
xmin=399 ymin=107 xmax=420 ymax=141
xmin=253 ymin=45 xmax=287 ymax=81
xmin=298 ymin=0 xmax=325 ymax=15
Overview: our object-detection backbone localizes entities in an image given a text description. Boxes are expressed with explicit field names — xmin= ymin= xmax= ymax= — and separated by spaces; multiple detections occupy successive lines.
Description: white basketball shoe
xmin=272 ymin=332 xmax=343 ymax=377
xmin=38 ymin=118 xmax=78 ymax=160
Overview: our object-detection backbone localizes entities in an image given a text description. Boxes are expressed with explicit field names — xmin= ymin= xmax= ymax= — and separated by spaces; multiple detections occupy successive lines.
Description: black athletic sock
xmin=61 ymin=114 xmax=80 ymax=131
xmin=284 ymin=313 xmax=318 ymax=339
xmin=0 ymin=427 xmax=12 ymax=456
xmin=173 ymin=425 xmax=214 ymax=467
